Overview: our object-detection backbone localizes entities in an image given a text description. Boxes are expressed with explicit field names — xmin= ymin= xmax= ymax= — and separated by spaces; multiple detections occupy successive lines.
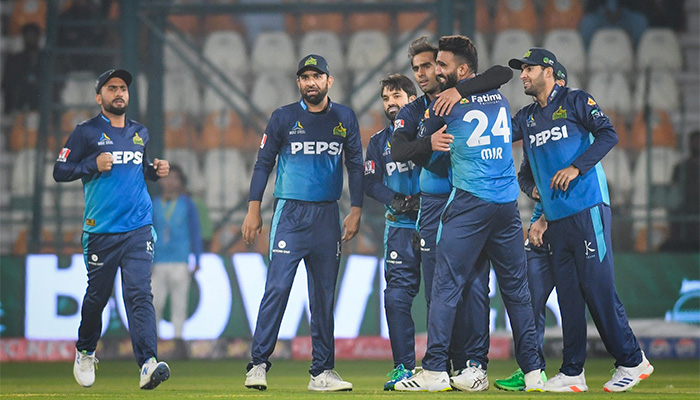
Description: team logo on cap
xmin=552 ymin=106 xmax=567 ymax=120
xmin=332 ymin=122 xmax=347 ymax=138
xmin=543 ymin=57 xmax=555 ymax=66
xmin=132 ymin=132 xmax=144 ymax=146
xmin=305 ymin=57 xmax=318 ymax=66
xmin=524 ymin=50 xmax=532 ymax=58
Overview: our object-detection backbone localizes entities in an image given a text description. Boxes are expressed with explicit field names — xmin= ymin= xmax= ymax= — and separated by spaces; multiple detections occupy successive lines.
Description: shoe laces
xmin=78 ymin=353 xmax=98 ymax=371
xmin=387 ymin=364 xmax=408 ymax=380
xmin=609 ymin=367 xmax=630 ymax=382
xmin=324 ymin=370 xmax=343 ymax=382
xmin=248 ymin=364 xmax=266 ymax=378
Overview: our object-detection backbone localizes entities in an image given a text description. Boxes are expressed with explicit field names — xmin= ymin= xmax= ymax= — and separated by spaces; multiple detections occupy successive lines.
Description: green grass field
xmin=1 ymin=358 xmax=698 ymax=399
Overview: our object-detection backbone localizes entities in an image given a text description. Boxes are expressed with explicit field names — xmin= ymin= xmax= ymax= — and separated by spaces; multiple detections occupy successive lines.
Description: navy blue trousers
xmin=251 ymin=200 xmax=341 ymax=376
xmin=77 ymin=225 xmax=158 ymax=367
xmin=419 ymin=192 xmax=491 ymax=371
xmin=547 ymin=204 xmax=642 ymax=376
xmin=383 ymin=225 xmax=421 ymax=370
xmin=525 ymin=235 xmax=555 ymax=372
xmin=422 ymin=189 xmax=541 ymax=373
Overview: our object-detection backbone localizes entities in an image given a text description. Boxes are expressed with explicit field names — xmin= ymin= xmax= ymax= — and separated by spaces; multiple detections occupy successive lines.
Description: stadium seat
xmin=636 ymin=28 xmax=683 ymax=72
xmin=163 ymin=72 xmax=201 ymax=114
xmin=251 ymin=31 xmax=296 ymax=74
xmin=586 ymin=71 xmax=633 ymax=116
xmin=164 ymin=111 xmax=198 ymax=150
xmin=203 ymin=148 xmax=251 ymax=221
xmin=633 ymin=71 xmax=680 ymax=114
xmin=629 ymin=109 xmax=677 ymax=151
xmin=631 ymin=147 xmax=681 ymax=251
xmin=202 ymin=0 xmax=244 ymax=33
xmin=251 ymin=72 xmax=298 ymax=115
xmin=473 ymin=31 xmax=490 ymax=71
xmin=203 ymin=30 xmax=248 ymax=74
xmin=61 ymin=70 xmax=96 ymax=106
xmin=299 ymin=31 xmax=345 ymax=76
xmin=392 ymin=30 xmax=436 ymax=72
xmin=350 ymin=70 xmax=384 ymax=112
xmin=163 ymin=32 xmax=201 ymax=74
xmin=13 ymin=228 xmax=54 ymax=255
xmin=202 ymin=110 xmax=249 ymax=149
xmin=347 ymin=30 xmax=391 ymax=72
xmin=164 ymin=148 xmax=205 ymax=193
xmin=397 ymin=11 xmax=437 ymax=33
xmin=11 ymin=149 xmax=54 ymax=203
xmin=202 ymin=74 xmax=249 ymax=114
xmin=587 ymin=28 xmax=634 ymax=73
xmin=299 ymin=11 xmax=344 ymax=35
xmin=606 ymin=111 xmax=630 ymax=149
xmin=493 ymin=0 xmax=539 ymax=35
xmin=600 ymin=147 xmax=633 ymax=206
xmin=10 ymin=111 xmax=40 ymax=151
xmin=542 ymin=29 xmax=586 ymax=76
xmin=500 ymin=76 xmax=534 ymax=114
xmin=9 ymin=0 xmax=47 ymax=35
xmin=349 ymin=11 xmax=391 ymax=33
xmin=357 ymin=109 xmax=385 ymax=148
xmin=474 ymin=0 xmax=492 ymax=34
xmin=542 ymin=0 xmax=583 ymax=31
xmin=491 ymin=29 xmax=535 ymax=67
xmin=167 ymin=0 xmax=199 ymax=34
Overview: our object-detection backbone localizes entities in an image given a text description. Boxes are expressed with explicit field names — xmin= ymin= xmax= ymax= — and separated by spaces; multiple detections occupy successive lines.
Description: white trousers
xmin=151 ymin=262 xmax=190 ymax=339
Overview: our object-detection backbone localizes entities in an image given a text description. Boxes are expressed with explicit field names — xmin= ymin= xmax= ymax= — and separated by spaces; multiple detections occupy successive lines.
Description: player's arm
xmin=186 ymin=197 xmax=204 ymax=272
xmin=433 ymin=65 xmax=514 ymax=116
xmin=390 ymin=105 xmax=432 ymax=163
xmin=529 ymin=202 xmax=547 ymax=247
xmin=243 ymin=112 xmax=283 ymax=244
xmin=342 ymin=112 xmax=364 ymax=241
xmin=53 ymin=125 xmax=100 ymax=182
xmin=517 ymin=146 xmax=540 ymax=201
xmin=142 ymin=144 xmax=169 ymax=181
xmin=363 ymin=135 xmax=395 ymax=205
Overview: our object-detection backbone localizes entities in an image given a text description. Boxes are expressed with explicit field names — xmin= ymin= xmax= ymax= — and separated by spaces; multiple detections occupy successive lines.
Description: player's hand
xmin=433 ymin=87 xmax=462 ymax=116
xmin=529 ymin=214 xmax=548 ymax=247
xmin=550 ymin=165 xmax=580 ymax=191
xmin=96 ymin=152 xmax=113 ymax=172
xmin=341 ymin=206 xmax=361 ymax=242
xmin=430 ymin=125 xmax=452 ymax=152
xmin=532 ymin=186 xmax=540 ymax=200
xmin=242 ymin=201 xmax=263 ymax=245
xmin=153 ymin=158 xmax=170 ymax=177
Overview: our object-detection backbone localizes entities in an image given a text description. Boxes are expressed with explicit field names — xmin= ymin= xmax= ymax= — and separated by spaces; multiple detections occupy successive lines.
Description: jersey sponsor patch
xmin=290 ymin=141 xmax=343 ymax=155
xmin=552 ymin=106 xmax=567 ymax=120
xmin=289 ymin=121 xmax=306 ymax=135
xmin=132 ymin=132 xmax=144 ymax=146
xmin=332 ymin=122 xmax=347 ymax=138
xmin=110 ymin=150 xmax=143 ymax=164
xmin=587 ymin=97 xmax=597 ymax=106
xmin=98 ymin=133 xmax=113 ymax=146
xmin=260 ymin=133 xmax=267 ymax=149
xmin=529 ymin=125 xmax=569 ymax=147
xmin=57 ymin=147 xmax=71 ymax=162
xmin=394 ymin=119 xmax=405 ymax=129
xmin=85 ymin=218 xmax=96 ymax=227
xmin=459 ymin=98 xmax=469 ymax=104
xmin=364 ymin=160 xmax=375 ymax=175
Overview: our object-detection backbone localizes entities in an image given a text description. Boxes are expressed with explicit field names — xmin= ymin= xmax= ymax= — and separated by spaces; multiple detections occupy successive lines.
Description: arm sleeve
xmin=390 ymin=105 xmax=432 ymax=163
xmin=570 ymin=92 xmax=619 ymax=175
xmin=344 ymin=111 xmax=364 ymax=207
xmin=186 ymin=197 xmax=204 ymax=266
xmin=249 ymin=111 xmax=283 ymax=201
xmin=53 ymin=125 xmax=99 ymax=182
xmin=455 ymin=65 xmax=513 ymax=97
xmin=518 ymin=146 xmax=538 ymax=201
xmin=143 ymin=145 xmax=160 ymax=181
xmin=363 ymin=136 xmax=396 ymax=206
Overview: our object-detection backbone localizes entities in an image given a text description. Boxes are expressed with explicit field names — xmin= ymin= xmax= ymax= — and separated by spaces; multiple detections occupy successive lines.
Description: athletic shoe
xmin=139 ymin=357 xmax=170 ymax=390
xmin=544 ymin=371 xmax=588 ymax=392
xmin=450 ymin=359 xmax=489 ymax=391
xmin=495 ymin=368 xmax=548 ymax=391
xmin=308 ymin=370 xmax=353 ymax=391
xmin=73 ymin=349 xmax=98 ymax=387
xmin=395 ymin=369 xmax=452 ymax=392
xmin=603 ymin=352 xmax=654 ymax=392
xmin=384 ymin=364 xmax=413 ymax=391
xmin=245 ymin=363 xmax=268 ymax=391
xmin=523 ymin=368 xmax=545 ymax=392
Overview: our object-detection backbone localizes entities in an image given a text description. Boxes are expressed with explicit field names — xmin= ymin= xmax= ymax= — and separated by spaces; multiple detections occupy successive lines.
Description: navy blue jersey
xmin=422 ymin=85 xmax=519 ymax=203
xmin=249 ymin=99 xmax=364 ymax=206
xmin=364 ymin=125 xmax=421 ymax=228
xmin=54 ymin=113 xmax=158 ymax=233
xmin=514 ymin=86 xmax=616 ymax=221
xmin=392 ymin=95 xmax=451 ymax=195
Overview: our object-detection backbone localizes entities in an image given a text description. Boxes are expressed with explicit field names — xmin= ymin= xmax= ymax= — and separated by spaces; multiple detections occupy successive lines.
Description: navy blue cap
xmin=296 ymin=54 xmax=330 ymax=76
xmin=95 ymin=69 xmax=132 ymax=94
xmin=508 ymin=48 xmax=558 ymax=71
xmin=554 ymin=60 xmax=567 ymax=85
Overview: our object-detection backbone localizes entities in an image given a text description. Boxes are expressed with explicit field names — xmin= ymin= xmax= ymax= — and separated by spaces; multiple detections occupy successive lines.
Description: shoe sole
xmin=308 ymin=387 xmax=353 ymax=392
xmin=546 ymin=385 xmax=588 ymax=392
xmin=494 ymin=384 xmax=524 ymax=391
xmin=245 ymin=384 xmax=267 ymax=391
xmin=451 ymin=380 xmax=489 ymax=392
xmin=395 ymin=386 xmax=452 ymax=392
xmin=140 ymin=364 xmax=170 ymax=390
xmin=73 ymin=368 xmax=94 ymax=388
xmin=604 ymin=363 xmax=654 ymax=393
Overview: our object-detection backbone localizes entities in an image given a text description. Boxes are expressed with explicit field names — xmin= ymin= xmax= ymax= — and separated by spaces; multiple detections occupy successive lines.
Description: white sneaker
xmin=308 ymin=370 xmax=353 ymax=391
xmin=139 ymin=357 xmax=170 ymax=390
xmin=544 ymin=371 xmax=588 ymax=392
xmin=604 ymin=352 xmax=654 ymax=392
xmin=523 ymin=368 xmax=545 ymax=392
xmin=450 ymin=360 xmax=489 ymax=391
xmin=73 ymin=349 xmax=98 ymax=387
xmin=245 ymin=363 xmax=268 ymax=391
xmin=395 ymin=369 xmax=452 ymax=392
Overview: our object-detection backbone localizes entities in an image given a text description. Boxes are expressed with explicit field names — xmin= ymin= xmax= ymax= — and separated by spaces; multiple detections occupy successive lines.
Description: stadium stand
xmin=542 ymin=0 xmax=584 ymax=32
xmin=633 ymin=71 xmax=681 ymax=114
xmin=251 ymin=31 xmax=297 ymax=74
xmin=299 ymin=30 xmax=345 ymax=76
xmin=493 ymin=0 xmax=539 ymax=34
xmin=586 ymin=71 xmax=633 ymax=116
xmin=636 ymin=28 xmax=684 ymax=72
xmin=587 ymin=28 xmax=634 ymax=73
xmin=542 ymin=29 xmax=586 ymax=76
xmin=203 ymin=30 xmax=249 ymax=74
xmin=347 ymin=30 xmax=391 ymax=72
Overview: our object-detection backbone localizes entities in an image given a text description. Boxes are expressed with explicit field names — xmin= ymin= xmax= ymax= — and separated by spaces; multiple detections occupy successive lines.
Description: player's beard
xmin=301 ymin=85 xmax=328 ymax=106
xmin=104 ymin=101 xmax=127 ymax=116
xmin=524 ymin=71 xmax=545 ymax=97
xmin=438 ymin=70 xmax=459 ymax=91
xmin=384 ymin=105 xmax=399 ymax=121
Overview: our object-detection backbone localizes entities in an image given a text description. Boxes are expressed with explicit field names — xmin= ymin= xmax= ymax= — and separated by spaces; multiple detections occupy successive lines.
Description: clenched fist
xmin=96 ymin=152 xmax=113 ymax=172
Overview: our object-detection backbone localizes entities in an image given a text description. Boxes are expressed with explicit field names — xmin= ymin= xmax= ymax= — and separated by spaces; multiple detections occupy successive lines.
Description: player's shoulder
xmin=513 ymin=101 xmax=539 ymax=121
xmin=328 ymin=101 xmax=359 ymax=122
xmin=369 ymin=125 xmax=390 ymax=141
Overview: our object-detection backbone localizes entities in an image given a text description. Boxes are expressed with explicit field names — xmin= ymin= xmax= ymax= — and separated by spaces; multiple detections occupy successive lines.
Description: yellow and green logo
xmin=552 ymin=106 xmax=567 ymax=120
xmin=524 ymin=50 xmax=532 ymax=58
xmin=333 ymin=122 xmax=347 ymax=138
xmin=133 ymin=132 xmax=144 ymax=146
xmin=459 ymin=98 xmax=469 ymax=104
xmin=305 ymin=57 xmax=318 ymax=66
